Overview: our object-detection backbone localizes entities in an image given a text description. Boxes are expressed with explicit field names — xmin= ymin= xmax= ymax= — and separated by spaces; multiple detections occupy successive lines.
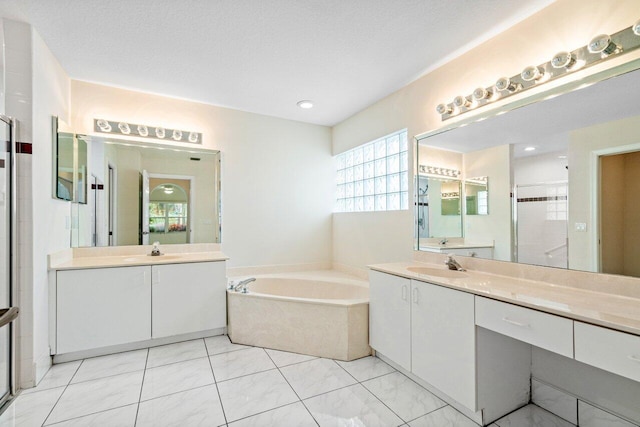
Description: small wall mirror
xmin=54 ymin=121 xmax=87 ymax=204
xmin=465 ymin=177 xmax=488 ymax=215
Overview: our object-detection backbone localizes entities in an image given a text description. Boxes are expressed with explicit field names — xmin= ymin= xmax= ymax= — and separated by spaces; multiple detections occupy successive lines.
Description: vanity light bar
xmin=436 ymin=19 xmax=640 ymax=121
xmin=94 ymin=119 xmax=202 ymax=144
xmin=419 ymin=165 xmax=460 ymax=178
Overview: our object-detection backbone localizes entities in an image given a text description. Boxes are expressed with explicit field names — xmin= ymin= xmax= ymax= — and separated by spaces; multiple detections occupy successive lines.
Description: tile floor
xmin=0 ymin=336 xmax=577 ymax=426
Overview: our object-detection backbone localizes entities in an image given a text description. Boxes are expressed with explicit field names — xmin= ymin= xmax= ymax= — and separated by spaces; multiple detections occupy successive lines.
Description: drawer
xmin=575 ymin=322 xmax=640 ymax=382
xmin=475 ymin=297 xmax=573 ymax=357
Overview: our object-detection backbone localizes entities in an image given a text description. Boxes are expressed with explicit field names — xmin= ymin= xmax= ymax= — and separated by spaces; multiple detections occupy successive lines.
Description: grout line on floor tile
xmin=333 ymin=358 xmax=410 ymax=423
xmin=133 ymin=348 xmax=149 ymax=427
xmin=41 ymin=358 xmax=85 ymax=426
xmin=264 ymin=348 xmax=319 ymax=426
xmin=214 ymin=367 xmax=281 ymax=384
xmin=205 ymin=338 xmax=229 ymax=426
xmin=145 ymin=354 xmax=210 ymax=372
xmin=44 ymin=403 xmax=137 ymax=427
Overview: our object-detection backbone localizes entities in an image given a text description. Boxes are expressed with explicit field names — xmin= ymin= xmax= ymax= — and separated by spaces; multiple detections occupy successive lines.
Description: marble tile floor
xmin=0 ymin=336 xmax=577 ymax=427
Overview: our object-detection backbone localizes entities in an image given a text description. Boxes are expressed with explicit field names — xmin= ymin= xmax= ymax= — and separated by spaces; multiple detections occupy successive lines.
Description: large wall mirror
xmin=415 ymin=58 xmax=640 ymax=278
xmin=55 ymin=126 xmax=222 ymax=248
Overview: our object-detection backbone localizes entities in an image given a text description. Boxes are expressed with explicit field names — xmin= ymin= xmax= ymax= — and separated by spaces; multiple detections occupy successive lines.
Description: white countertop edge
xmin=49 ymin=252 xmax=229 ymax=271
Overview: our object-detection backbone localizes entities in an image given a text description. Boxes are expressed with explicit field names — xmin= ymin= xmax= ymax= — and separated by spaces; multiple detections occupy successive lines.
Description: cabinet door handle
xmin=502 ymin=317 xmax=529 ymax=328
xmin=401 ymin=285 xmax=407 ymax=301
xmin=628 ymin=355 xmax=640 ymax=363
xmin=412 ymin=288 xmax=419 ymax=304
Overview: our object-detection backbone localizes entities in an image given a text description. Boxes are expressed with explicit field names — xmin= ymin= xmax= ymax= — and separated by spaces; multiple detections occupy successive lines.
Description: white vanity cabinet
xmin=53 ymin=260 xmax=227 ymax=358
xmin=56 ymin=266 xmax=152 ymax=354
xmin=411 ymin=279 xmax=476 ymax=410
xmin=152 ymin=262 xmax=227 ymax=338
xmin=369 ymin=270 xmax=411 ymax=370
xmin=369 ymin=271 xmax=476 ymax=409
xmin=574 ymin=322 xmax=640 ymax=382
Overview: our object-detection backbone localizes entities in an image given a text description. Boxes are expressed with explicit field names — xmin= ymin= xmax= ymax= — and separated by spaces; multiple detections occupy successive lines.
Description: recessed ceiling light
xmin=297 ymin=100 xmax=314 ymax=109
xmin=524 ymin=146 xmax=536 ymax=152
xmin=558 ymin=155 xmax=567 ymax=159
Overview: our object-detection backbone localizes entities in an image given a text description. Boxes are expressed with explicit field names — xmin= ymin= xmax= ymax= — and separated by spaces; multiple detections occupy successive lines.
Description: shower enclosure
xmin=0 ymin=115 xmax=16 ymax=408
xmin=515 ymin=182 xmax=568 ymax=268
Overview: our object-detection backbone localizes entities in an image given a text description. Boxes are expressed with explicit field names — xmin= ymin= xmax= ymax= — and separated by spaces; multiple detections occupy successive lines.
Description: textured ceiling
xmin=11 ymin=0 xmax=554 ymax=126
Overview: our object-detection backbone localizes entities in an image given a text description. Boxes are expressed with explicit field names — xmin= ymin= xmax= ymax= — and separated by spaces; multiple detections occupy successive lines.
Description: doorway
xmin=599 ymin=151 xmax=640 ymax=277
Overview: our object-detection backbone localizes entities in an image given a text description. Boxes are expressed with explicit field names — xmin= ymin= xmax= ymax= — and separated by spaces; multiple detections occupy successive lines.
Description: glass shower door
xmin=0 ymin=116 xmax=13 ymax=406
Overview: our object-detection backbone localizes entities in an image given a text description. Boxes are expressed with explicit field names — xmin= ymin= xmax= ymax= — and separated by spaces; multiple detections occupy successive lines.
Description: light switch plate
xmin=575 ymin=222 xmax=587 ymax=232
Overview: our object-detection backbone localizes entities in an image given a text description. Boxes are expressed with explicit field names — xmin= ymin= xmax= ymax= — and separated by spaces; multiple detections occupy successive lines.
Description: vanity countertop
xmin=50 ymin=251 xmax=229 ymax=270
xmin=369 ymin=261 xmax=640 ymax=336
xmin=420 ymin=243 xmax=494 ymax=250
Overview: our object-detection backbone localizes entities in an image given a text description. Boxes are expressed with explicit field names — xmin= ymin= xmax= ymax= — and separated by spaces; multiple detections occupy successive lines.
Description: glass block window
xmin=335 ymin=129 xmax=409 ymax=212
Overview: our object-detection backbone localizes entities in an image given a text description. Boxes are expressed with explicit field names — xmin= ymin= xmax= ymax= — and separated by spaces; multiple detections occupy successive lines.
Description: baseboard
xmin=52 ymin=327 xmax=226 ymax=364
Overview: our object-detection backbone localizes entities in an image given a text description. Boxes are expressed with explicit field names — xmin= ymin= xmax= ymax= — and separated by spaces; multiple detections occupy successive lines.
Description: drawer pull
xmin=629 ymin=355 xmax=640 ymax=363
xmin=401 ymin=285 xmax=407 ymax=301
xmin=502 ymin=317 xmax=529 ymax=328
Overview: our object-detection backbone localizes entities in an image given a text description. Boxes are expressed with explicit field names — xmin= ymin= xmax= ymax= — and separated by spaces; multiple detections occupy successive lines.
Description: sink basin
xmin=406 ymin=266 xmax=468 ymax=278
xmin=123 ymin=255 xmax=182 ymax=262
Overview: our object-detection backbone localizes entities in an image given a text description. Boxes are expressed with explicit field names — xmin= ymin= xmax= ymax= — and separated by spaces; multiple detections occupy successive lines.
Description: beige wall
xmin=463 ymin=145 xmax=512 ymax=261
xmin=332 ymin=0 xmax=640 ymax=273
xmin=69 ymin=81 xmax=333 ymax=268
xmin=569 ymin=115 xmax=640 ymax=272
xmin=31 ymin=27 xmax=71 ymax=385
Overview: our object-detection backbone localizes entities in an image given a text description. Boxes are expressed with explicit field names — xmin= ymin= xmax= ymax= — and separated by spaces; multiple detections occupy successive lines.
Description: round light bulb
xmin=297 ymin=100 xmax=314 ymax=109
xmin=521 ymin=65 xmax=544 ymax=82
xmin=436 ymin=103 xmax=452 ymax=115
xmin=551 ymin=51 xmax=576 ymax=69
xmin=118 ymin=122 xmax=131 ymax=135
xmin=495 ymin=77 xmax=518 ymax=92
xmin=472 ymin=87 xmax=492 ymax=101
xmin=172 ymin=129 xmax=183 ymax=141
xmin=634 ymin=19 xmax=640 ymax=36
xmin=588 ymin=34 xmax=619 ymax=55
xmin=188 ymin=132 xmax=199 ymax=143
xmin=155 ymin=127 xmax=166 ymax=139
xmin=96 ymin=119 xmax=111 ymax=132
xmin=453 ymin=95 xmax=470 ymax=108
xmin=137 ymin=125 xmax=148 ymax=137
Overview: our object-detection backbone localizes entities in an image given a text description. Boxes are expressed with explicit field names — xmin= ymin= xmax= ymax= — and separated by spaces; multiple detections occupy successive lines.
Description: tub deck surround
xmin=369 ymin=261 xmax=640 ymax=336
xmin=227 ymin=270 xmax=371 ymax=361
xmin=48 ymin=243 xmax=228 ymax=270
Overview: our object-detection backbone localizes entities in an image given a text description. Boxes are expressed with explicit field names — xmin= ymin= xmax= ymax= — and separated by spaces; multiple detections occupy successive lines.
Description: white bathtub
xmin=227 ymin=274 xmax=370 ymax=361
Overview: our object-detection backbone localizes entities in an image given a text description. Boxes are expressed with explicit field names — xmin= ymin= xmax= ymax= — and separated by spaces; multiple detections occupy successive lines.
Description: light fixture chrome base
xmin=94 ymin=119 xmax=202 ymax=144
xmin=438 ymin=21 xmax=640 ymax=121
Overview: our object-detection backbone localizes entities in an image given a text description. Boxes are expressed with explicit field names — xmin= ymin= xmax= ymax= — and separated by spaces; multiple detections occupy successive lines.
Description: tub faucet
xmin=233 ymin=278 xmax=255 ymax=293
xmin=445 ymin=254 xmax=465 ymax=271
xmin=150 ymin=241 xmax=161 ymax=256
xmin=439 ymin=238 xmax=448 ymax=245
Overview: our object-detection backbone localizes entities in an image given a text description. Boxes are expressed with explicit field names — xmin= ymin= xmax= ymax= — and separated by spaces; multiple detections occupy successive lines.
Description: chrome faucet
xmin=445 ymin=254 xmax=465 ymax=271
xmin=150 ymin=241 xmax=161 ymax=256
xmin=232 ymin=278 xmax=255 ymax=293
xmin=439 ymin=238 xmax=448 ymax=245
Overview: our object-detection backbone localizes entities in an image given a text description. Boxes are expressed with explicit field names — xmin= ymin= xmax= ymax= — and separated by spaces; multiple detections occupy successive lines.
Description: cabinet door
xmin=152 ymin=262 xmax=226 ymax=338
xmin=411 ymin=280 xmax=476 ymax=410
xmin=57 ymin=266 xmax=151 ymax=353
xmin=369 ymin=270 xmax=411 ymax=371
